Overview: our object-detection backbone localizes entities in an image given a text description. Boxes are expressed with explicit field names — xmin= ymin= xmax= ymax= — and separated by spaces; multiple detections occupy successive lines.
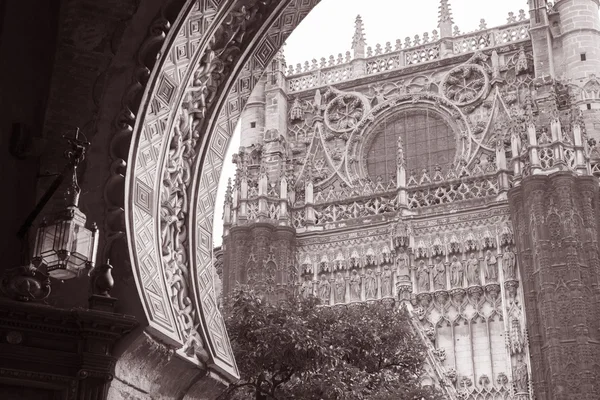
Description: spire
xmin=225 ymin=178 xmax=233 ymax=203
xmin=438 ymin=0 xmax=454 ymax=38
xmin=352 ymin=15 xmax=367 ymax=58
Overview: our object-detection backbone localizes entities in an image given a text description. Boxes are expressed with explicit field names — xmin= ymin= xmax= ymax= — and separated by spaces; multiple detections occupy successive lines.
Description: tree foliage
xmin=221 ymin=290 xmax=444 ymax=400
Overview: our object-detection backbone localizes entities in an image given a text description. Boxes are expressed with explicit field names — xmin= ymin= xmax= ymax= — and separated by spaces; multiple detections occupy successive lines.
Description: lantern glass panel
xmin=57 ymin=219 xmax=76 ymax=255
xmin=40 ymin=224 xmax=60 ymax=265
xmin=69 ymin=226 xmax=92 ymax=267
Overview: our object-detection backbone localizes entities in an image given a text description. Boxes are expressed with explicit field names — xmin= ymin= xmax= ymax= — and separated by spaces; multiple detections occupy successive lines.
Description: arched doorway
xmin=109 ymin=0 xmax=321 ymax=381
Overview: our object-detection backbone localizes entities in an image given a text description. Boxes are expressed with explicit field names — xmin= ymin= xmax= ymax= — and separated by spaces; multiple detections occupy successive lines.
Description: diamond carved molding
xmin=105 ymin=0 xmax=321 ymax=380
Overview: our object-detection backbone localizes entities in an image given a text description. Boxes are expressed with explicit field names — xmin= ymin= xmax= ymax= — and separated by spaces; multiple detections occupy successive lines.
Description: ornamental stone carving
xmin=324 ymin=93 xmax=367 ymax=133
xmin=450 ymin=256 xmax=464 ymax=288
xmin=433 ymin=257 xmax=446 ymax=290
xmin=465 ymin=252 xmax=480 ymax=286
xmin=301 ymin=276 xmax=312 ymax=298
xmin=442 ymin=64 xmax=488 ymax=106
xmin=417 ymin=260 xmax=430 ymax=291
xmin=381 ymin=265 xmax=393 ymax=297
xmin=365 ymin=269 xmax=377 ymax=299
xmin=512 ymin=355 xmax=529 ymax=393
xmin=318 ymin=274 xmax=331 ymax=303
xmin=396 ymin=248 xmax=411 ymax=284
xmin=484 ymin=250 xmax=498 ymax=282
xmin=502 ymin=247 xmax=516 ymax=280
xmin=350 ymin=270 xmax=361 ymax=301
xmin=334 ymin=273 xmax=345 ymax=304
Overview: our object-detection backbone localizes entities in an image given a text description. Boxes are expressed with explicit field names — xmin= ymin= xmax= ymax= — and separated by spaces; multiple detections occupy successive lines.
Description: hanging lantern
xmin=31 ymin=129 xmax=99 ymax=280
xmin=32 ymin=212 xmax=98 ymax=280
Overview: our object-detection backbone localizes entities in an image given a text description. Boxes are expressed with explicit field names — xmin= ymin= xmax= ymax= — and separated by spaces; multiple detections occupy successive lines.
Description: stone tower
xmin=554 ymin=0 xmax=600 ymax=81
xmin=221 ymin=1 xmax=600 ymax=398
xmin=221 ymin=51 xmax=296 ymax=300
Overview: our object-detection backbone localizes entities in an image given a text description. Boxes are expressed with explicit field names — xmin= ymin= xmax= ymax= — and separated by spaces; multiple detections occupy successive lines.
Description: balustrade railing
xmin=292 ymin=173 xmax=504 ymax=229
xmin=285 ymin=20 xmax=530 ymax=93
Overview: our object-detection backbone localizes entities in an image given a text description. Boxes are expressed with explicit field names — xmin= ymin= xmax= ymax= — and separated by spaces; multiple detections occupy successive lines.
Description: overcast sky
xmin=212 ymin=0 xmax=529 ymax=245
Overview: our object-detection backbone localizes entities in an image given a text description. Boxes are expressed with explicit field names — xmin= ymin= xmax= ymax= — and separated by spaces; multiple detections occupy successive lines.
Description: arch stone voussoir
xmin=120 ymin=0 xmax=320 ymax=381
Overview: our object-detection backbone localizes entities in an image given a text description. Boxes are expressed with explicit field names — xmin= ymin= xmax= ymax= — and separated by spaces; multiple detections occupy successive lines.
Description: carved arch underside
xmin=124 ymin=0 xmax=321 ymax=379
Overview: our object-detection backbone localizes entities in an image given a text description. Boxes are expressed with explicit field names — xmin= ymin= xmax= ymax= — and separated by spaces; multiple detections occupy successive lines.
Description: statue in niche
xmin=503 ymin=247 xmax=517 ymax=280
xmin=417 ymin=260 xmax=430 ymax=291
xmin=381 ymin=265 xmax=393 ymax=297
xmin=318 ymin=275 xmax=331 ymax=304
xmin=395 ymin=247 xmax=411 ymax=284
xmin=512 ymin=355 xmax=529 ymax=393
xmin=365 ymin=269 xmax=377 ymax=299
xmin=350 ymin=270 xmax=361 ymax=301
xmin=397 ymin=136 xmax=406 ymax=167
xmin=334 ymin=273 xmax=346 ymax=304
xmin=433 ymin=257 xmax=446 ymax=290
xmin=484 ymin=250 xmax=498 ymax=282
xmin=450 ymin=256 xmax=464 ymax=288
xmin=466 ymin=252 xmax=480 ymax=286
xmin=301 ymin=276 xmax=313 ymax=298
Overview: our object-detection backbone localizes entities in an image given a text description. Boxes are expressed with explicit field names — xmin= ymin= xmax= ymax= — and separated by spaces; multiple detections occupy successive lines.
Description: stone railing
xmin=244 ymin=198 xmax=283 ymax=221
xmin=285 ymin=19 xmax=530 ymax=94
xmin=407 ymin=173 xmax=500 ymax=209
xmin=292 ymin=173 xmax=505 ymax=229
xmin=288 ymin=63 xmax=354 ymax=92
xmin=510 ymin=121 xmax=589 ymax=185
xmin=453 ymin=21 xmax=530 ymax=54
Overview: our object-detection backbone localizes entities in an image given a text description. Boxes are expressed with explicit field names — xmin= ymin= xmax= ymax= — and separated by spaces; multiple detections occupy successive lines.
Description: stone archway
xmin=105 ymin=0 xmax=320 ymax=383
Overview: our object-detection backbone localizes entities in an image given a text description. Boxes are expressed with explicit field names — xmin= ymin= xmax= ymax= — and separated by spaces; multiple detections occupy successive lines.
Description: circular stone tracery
xmin=324 ymin=93 xmax=367 ymax=132
xmin=441 ymin=64 xmax=488 ymax=106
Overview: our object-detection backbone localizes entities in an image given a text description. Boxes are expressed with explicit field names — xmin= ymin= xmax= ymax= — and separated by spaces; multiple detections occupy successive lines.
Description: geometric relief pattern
xmin=190 ymin=0 xmax=322 ymax=376
xmin=126 ymin=0 xmax=228 ymax=358
xmin=126 ymin=0 xmax=321 ymax=381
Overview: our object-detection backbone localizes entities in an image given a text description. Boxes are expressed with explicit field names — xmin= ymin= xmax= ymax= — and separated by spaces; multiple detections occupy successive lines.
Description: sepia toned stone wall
xmin=508 ymin=173 xmax=600 ymax=399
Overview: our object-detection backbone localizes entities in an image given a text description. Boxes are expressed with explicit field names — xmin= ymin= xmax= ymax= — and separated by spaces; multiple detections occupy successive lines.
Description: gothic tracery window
xmin=366 ymin=109 xmax=456 ymax=182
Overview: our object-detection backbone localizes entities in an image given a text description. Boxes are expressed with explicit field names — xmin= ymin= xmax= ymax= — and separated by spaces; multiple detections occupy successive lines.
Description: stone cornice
xmin=0 ymin=299 xmax=138 ymax=338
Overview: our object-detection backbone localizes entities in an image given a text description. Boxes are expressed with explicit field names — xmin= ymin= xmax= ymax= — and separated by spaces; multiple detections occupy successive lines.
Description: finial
xmin=90 ymin=260 xmax=114 ymax=297
xmin=352 ymin=15 xmax=367 ymax=58
xmin=438 ymin=0 xmax=454 ymax=38
xmin=225 ymin=178 xmax=233 ymax=203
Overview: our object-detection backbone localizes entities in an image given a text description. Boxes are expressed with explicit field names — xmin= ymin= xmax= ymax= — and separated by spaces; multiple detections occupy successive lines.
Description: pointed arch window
xmin=365 ymin=109 xmax=456 ymax=182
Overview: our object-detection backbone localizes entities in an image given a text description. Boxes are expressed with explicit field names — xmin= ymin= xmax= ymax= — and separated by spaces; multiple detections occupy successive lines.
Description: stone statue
xmin=318 ymin=275 xmax=330 ymax=304
xmin=503 ymin=248 xmax=516 ymax=280
xmin=417 ymin=260 xmax=430 ymax=291
xmin=381 ymin=265 xmax=392 ymax=297
xmin=301 ymin=276 xmax=313 ymax=298
xmin=484 ymin=250 xmax=498 ymax=282
xmin=450 ymin=256 xmax=464 ymax=288
xmin=433 ymin=257 xmax=446 ymax=290
xmin=350 ymin=270 xmax=361 ymax=301
xmin=334 ymin=273 xmax=345 ymax=304
xmin=466 ymin=252 xmax=480 ymax=286
xmin=512 ymin=356 xmax=529 ymax=393
xmin=365 ymin=269 xmax=377 ymax=299
xmin=395 ymin=248 xmax=411 ymax=284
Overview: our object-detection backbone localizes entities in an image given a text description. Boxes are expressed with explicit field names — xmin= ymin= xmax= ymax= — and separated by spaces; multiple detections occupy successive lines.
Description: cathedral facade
xmin=2 ymin=0 xmax=600 ymax=398
xmin=220 ymin=1 xmax=600 ymax=399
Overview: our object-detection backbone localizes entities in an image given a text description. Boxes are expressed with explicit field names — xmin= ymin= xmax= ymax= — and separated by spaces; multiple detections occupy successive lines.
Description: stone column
xmin=508 ymin=172 xmax=600 ymax=399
